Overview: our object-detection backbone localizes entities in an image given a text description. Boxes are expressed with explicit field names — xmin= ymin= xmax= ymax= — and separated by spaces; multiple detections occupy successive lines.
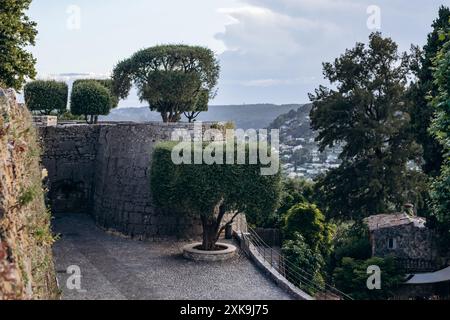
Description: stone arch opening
xmin=49 ymin=180 xmax=89 ymax=214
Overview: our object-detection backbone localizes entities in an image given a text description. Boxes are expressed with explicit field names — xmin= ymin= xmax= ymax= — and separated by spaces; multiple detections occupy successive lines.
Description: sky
xmin=28 ymin=0 xmax=447 ymax=107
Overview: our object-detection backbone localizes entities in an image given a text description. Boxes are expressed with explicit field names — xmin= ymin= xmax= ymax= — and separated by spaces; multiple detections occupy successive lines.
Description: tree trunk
xmin=201 ymin=217 xmax=219 ymax=251
xmin=200 ymin=201 xmax=233 ymax=251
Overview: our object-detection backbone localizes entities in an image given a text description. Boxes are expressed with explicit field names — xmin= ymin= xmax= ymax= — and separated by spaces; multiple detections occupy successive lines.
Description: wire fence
xmin=240 ymin=226 xmax=353 ymax=300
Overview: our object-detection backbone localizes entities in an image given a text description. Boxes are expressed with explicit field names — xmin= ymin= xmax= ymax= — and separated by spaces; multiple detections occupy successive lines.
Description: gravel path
xmin=52 ymin=213 xmax=293 ymax=300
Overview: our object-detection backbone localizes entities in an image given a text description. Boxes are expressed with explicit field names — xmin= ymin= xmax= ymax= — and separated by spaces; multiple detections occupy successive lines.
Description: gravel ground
xmin=52 ymin=213 xmax=293 ymax=300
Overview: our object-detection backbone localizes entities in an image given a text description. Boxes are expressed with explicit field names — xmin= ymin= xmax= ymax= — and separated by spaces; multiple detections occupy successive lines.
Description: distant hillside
xmin=268 ymin=103 xmax=313 ymax=136
xmin=268 ymin=104 xmax=343 ymax=180
xmin=101 ymin=104 xmax=305 ymax=130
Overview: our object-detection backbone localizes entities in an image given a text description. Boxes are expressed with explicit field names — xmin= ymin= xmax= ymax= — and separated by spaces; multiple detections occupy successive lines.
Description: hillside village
xmin=269 ymin=105 xmax=343 ymax=180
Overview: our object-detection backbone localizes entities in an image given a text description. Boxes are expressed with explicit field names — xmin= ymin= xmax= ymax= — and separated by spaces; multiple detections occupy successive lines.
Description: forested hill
xmin=101 ymin=104 xmax=306 ymax=130
xmin=268 ymin=103 xmax=314 ymax=138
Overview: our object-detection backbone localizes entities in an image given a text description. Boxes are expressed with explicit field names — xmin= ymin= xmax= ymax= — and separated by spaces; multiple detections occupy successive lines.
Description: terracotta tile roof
xmin=365 ymin=213 xmax=426 ymax=231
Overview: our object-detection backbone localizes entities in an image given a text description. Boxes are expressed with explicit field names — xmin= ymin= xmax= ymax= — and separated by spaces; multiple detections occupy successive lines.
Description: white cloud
xmin=216 ymin=5 xmax=340 ymax=55
xmin=213 ymin=0 xmax=445 ymax=104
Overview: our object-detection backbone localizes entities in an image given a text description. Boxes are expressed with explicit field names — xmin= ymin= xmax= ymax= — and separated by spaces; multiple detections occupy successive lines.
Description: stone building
xmin=365 ymin=213 xmax=437 ymax=272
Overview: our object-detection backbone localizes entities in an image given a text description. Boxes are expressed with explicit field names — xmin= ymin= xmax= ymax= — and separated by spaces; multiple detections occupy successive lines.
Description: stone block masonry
xmin=1 ymin=89 xmax=59 ymax=299
xmin=38 ymin=122 xmax=246 ymax=240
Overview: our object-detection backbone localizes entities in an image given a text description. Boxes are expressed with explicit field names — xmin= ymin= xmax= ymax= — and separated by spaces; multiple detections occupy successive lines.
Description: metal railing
xmin=396 ymin=258 xmax=438 ymax=273
xmin=240 ymin=226 xmax=353 ymax=300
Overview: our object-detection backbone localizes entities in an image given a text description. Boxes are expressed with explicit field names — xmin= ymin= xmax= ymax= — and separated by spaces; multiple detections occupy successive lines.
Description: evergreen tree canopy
xmin=429 ymin=20 xmax=450 ymax=246
xmin=410 ymin=6 xmax=450 ymax=176
xmin=0 ymin=0 xmax=37 ymax=90
xmin=309 ymin=33 xmax=425 ymax=220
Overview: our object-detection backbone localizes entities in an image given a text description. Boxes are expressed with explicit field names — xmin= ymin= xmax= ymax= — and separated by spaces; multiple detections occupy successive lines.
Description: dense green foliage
xmin=309 ymin=32 xmax=426 ymax=220
xmin=332 ymin=224 xmax=372 ymax=263
xmin=112 ymin=45 xmax=220 ymax=122
xmin=282 ymin=233 xmax=326 ymax=292
xmin=24 ymin=80 xmax=68 ymax=114
xmin=283 ymin=203 xmax=333 ymax=255
xmin=409 ymin=6 xmax=449 ymax=176
xmin=259 ymin=178 xmax=315 ymax=228
xmin=429 ymin=20 xmax=450 ymax=247
xmin=151 ymin=141 xmax=282 ymax=250
xmin=70 ymin=81 xmax=112 ymax=124
xmin=0 ymin=0 xmax=37 ymax=90
xmin=279 ymin=178 xmax=315 ymax=213
xmin=184 ymin=89 xmax=209 ymax=123
xmin=333 ymin=256 xmax=404 ymax=300
xmin=73 ymin=79 xmax=119 ymax=109
xmin=280 ymin=199 xmax=334 ymax=294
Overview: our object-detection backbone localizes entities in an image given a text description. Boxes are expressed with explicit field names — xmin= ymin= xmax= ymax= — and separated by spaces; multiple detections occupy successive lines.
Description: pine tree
xmin=310 ymin=33 xmax=426 ymax=220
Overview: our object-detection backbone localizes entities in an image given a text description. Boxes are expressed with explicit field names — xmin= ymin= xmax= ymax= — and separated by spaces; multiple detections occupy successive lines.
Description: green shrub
xmin=70 ymin=81 xmax=112 ymax=124
xmin=333 ymin=223 xmax=372 ymax=262
xmin=283 ymin=202 xmax=334 ymax=255
xmin=282 ymin=232 xmax=326 ymax=294
xmin=279 ymin=178 xmax=314 ymax=213
xmin=151 ymin=141 xmax=282 ymax=250
xmin=333 ymin=256 xmax=405 ymax=300
xmin=57 ymin=111 xmax=85 ymax=121
xmin=24 ymin=80 xmax=68 ymax=115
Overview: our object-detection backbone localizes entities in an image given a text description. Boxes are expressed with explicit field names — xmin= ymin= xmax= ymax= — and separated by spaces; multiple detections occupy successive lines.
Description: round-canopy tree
xmin=73 ymin=79 xmax=119 ymax=109
xmin=112 ymin=45 xmax=220 ymax=123
xmin=70 ymin=81 xmax=112 ymax=124
xmin=151 ymin=142 xmax=282 ymax=251
xmin=24 ymin=80 xmax=68 ymax=115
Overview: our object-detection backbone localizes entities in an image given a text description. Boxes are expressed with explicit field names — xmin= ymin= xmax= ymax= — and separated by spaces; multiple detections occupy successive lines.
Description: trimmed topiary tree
xmin=151 ymin=141 xmax=282 ymax=251
xmin=70 ymin=81 xmax=112 ymax=124
xmin=112 ymin=45 xmax=220 ymax=123
xmin=24 ymin=80 xmax=68 ymax=115
xmin=73 ymin=79 xmax=119 ymax=109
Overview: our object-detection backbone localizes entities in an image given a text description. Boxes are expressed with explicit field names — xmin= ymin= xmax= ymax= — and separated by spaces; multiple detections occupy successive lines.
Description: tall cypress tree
xmin=410 ymin=6 xmax=450 ymax=176
xmin=0 ymin=0 xmax=37 ymax=90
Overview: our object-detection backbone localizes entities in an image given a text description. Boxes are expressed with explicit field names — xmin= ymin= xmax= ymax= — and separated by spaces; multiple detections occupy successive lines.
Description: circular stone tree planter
xmin=183 ymin=243 xmax=237 ymax=262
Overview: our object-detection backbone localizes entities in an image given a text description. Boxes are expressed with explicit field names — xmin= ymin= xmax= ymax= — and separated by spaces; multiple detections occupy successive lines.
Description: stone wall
xmin=39 ymin=121 xmax=246 ymax=240
xmin=38 ymin=125 xmax=100 ymax=214
xmin=371 ymin=224 xmax=436 ymax=261
xmin=0 ymin=89 xmax=59 ymax=300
